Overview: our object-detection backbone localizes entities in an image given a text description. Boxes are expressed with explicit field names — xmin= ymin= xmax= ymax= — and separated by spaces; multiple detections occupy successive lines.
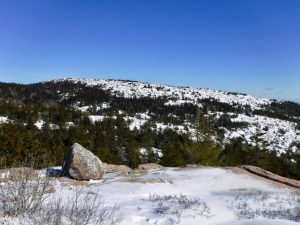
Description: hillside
xmin=53 ymin=78 xmax=300 ymax=153
xmin=0 ymin=78 xmax=299 ymax=179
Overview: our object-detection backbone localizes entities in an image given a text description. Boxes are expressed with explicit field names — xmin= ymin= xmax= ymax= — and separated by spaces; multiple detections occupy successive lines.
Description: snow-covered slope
xmin=223 ymin=114 xmax=300 ymax=154
xmin=50 ymin=78 xmax=300 ymax=154
xmin=54 ymin=78 xmax=272 ymax=110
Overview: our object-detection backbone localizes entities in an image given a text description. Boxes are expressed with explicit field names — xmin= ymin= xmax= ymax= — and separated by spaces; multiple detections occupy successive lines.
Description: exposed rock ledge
xmin=137 ymin=163 xmax=165 ymax=170
xmin=240 ymin=165 xmax=300 ymax=189
xmin=102 ymin=163 xmax=132 ymax=173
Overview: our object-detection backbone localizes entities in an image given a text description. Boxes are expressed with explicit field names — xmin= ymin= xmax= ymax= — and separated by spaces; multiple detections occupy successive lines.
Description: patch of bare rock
xmin=137 ymin=163 xmax=165 ymax=170
xmin=240 ymin=165 xmax=300 ymax=189
xmin=102 ymin=163 xmax=132 ymax=173
xmin=56 ymin=176 xmax=90 ymax=187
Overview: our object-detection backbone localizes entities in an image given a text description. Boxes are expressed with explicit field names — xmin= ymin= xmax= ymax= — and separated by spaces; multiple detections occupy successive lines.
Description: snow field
xmin=85 ymin=168 xmax=299 ymax=225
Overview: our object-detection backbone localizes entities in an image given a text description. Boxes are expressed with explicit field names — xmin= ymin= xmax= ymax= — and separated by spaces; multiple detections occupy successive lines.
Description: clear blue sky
xmin=0 ymin=0 xmax=299 ymax=102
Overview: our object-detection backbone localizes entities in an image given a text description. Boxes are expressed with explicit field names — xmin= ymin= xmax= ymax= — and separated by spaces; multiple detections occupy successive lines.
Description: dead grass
xmin=56 ymin=177 xmax=90 ymax=187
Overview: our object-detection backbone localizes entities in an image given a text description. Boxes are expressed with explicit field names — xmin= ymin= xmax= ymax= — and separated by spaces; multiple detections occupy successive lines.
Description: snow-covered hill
xmin=0 ymin=77 xmax=299 ymax=158
xmin=51 ymin=78 xmax=300 ymax=155
xmin=223 ymin=114 xmax=300 ymax=154
xmin=54 ymin=78 xmax=272 ymax=110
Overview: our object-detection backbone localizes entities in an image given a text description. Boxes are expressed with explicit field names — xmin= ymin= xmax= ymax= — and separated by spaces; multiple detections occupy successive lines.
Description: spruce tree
xmin=191 ymin=107 xmax=221 ymax=165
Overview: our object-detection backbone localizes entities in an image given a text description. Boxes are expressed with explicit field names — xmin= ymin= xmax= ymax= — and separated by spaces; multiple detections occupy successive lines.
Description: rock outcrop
xmin=240 ymin=165 xmax=300 ymax=189
xmin=137 ymin=163 xmax=165 ymax=170
xmin=102 ymin=163 xmax=132 ymax=173
xmin=62 ymin=143 xmax=104 ymax=180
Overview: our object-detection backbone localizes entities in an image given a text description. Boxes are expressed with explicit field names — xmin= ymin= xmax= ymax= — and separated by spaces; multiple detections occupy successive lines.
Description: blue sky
xmin=0 ymin=0 xmax=299 ymax=102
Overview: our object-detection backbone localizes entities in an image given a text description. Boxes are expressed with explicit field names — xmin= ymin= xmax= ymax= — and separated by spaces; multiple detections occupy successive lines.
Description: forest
xmin=0 ymin=80 xmax=299 ymax=180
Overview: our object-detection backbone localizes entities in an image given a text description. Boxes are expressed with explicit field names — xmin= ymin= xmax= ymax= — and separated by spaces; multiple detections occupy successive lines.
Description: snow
xmin=1 ymin=167 xmax=299 ymax=225
xmin=125 ymin=116 xmax=149 ymax=131
xmin=51 ymin=78 xmax=300 ymax=153
xmin=97 ymin=102 xmax=110 ymax=110
xmin=54 ymin=78 xmax=272 ymax=110
xmin=164 ymin=100 xmax=195 ymax=106
xmin=49 ymin=123 xmax=60 ymax=130
xmin=64 ymin=122 xmax=74 ymax=128
xmin=34 ymin=119 xmax=45 ymax=129
xmin=151 ymin=147 xmax=163 ymax=158
xmin=78 ymin=102 xmax=110 ymax=112
xmin=224 ymin=114 xmax=300 ymax=153
xmin=137 ymin=112 xmax=151 ymax=120
xmin=0 ymin=116 xmax=8 ymax=124
xmin=88 ymin=115 xmax=106 ymax=123
xmin=154 ymin=122 xmax=188 ymax=134
xmin=68 ymin=168 xmax=300 ymax=224
xmin=139 ymin=147 xmax=148 ymax=155
xmin=77 ymin=105 xmax=90 ymax=112
xmin=97 ymin=168 xmax=299 ymax=225
xmin=34 ymin=120 xmax=60 ymax=130
xmin=139 ymin=147 xmax=163 ymax=158
xmin=89 ymin=108 xmax=290 ymax=156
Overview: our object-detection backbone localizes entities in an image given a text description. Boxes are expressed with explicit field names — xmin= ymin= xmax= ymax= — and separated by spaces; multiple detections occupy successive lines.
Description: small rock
xmin=137 ymin=163 xmax=165 ymax=170
xmin=47 ymin=167 xmax=62 ymax=177
xmin=102 ymin=163 xmax=132 ymax=173
xmin=185 ymin=164 xmax=206 ymax=168
xmin=57 ymin=177 xmax=90 ymax=187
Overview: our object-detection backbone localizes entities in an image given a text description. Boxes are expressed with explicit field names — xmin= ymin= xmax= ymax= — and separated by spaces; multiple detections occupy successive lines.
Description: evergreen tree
xmin=159 ymin=129 xmax=186 ymax=167
xmin=190 ymin=107 xmax=221 ymax=165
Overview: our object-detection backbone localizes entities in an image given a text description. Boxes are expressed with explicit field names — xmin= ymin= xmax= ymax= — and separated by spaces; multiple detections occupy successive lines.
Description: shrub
xmin=0 ymin=167 xmax=52 ymax=216
xmin=32 ymin=188 xmax=123 ymax=225
xmin=148 ymin=194 xmax=211 ymax=224
xmin=0 ymin=165 xmax=122 ymax=225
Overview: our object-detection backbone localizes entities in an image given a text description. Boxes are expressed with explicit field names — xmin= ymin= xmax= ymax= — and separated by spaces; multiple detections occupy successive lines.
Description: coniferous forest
xmin=0 ymin=79 xmax=300 ymax=180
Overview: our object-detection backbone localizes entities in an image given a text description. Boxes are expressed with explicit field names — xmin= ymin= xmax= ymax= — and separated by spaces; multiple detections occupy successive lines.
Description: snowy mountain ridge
xmin=48 ymin=78 xmax=299 ymax=155
xmin=53 ymin=78 xmax=273 ymax=110
xmin=0 ymin=77 xmax=299 ymax=160
xmin=44 ymin=78 xmax=300 ymax=155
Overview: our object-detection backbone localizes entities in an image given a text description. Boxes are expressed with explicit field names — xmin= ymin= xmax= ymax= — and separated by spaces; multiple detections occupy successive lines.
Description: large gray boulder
xmin=62 ymin=143 xmax=104 ymax=180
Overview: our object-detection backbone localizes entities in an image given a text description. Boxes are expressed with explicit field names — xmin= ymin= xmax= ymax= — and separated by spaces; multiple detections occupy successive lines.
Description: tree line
xmin=0 ymin=105 xmax=299 ymax=180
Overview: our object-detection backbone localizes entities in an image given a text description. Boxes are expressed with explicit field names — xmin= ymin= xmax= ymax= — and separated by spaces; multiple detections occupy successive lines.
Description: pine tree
xmin=160 ymin=129 xmax=186 ymax=166
xmin=191 ymin=107 xmax=221 ymax=165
